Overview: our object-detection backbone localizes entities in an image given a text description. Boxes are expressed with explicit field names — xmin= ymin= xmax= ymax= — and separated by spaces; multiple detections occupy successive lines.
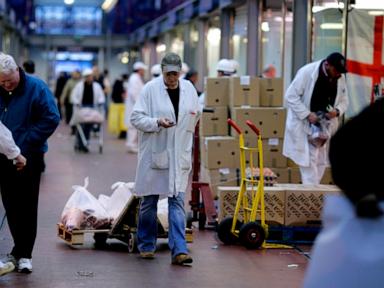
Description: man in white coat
xmin=283 ymin=52 xmax=349 ymax=184
xmin=0 ymin=121 xmax=26 ymax=276
xmin=130 ymin=52 xmax=200 ymax=265
xmin=125 ymin=61 xmax=147 ymax=153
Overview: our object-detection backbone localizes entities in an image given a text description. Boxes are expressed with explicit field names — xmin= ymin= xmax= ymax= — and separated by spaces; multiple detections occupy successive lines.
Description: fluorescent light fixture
xmin=368 ymin=11 xmax=384 ymax=16
xmin=102 ymin=0 xmax=118 ymax=12
xmin=207 ymin=28 xmax=221 ymax=44
xmin=320 ymin=23 xmax=343 ymax=30
xmin=354 ymin=0 xmax=384 ymax=9
xmin=312 ymin=3 xmax=340 ymax=13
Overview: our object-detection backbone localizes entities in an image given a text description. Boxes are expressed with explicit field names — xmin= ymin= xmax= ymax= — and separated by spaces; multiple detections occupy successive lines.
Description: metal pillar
xmin=220 ymin=7 xmax=233 ymax=59
xmin=197 ymin=18 xmax=208 ymax=92
xmin=291 ymin=0 xmax=312 ymax=77
xmin=247 ymin=0 xmax=261 ymax=76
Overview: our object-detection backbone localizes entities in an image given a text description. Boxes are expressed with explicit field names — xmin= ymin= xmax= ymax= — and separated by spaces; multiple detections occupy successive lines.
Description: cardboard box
xmin=229 ymin=76 xmax=260 ymax=107
xmin=259 ymin=78 xmax=284 ymax=107
xmin=289 ymin=167 xmax=334 ymax=185
xmin=204 ymin=78 xmax=229 ymax=106
xmin=230 ymin=107 xmax=286 ymax=138
xmin=200 ymin=136 xmax=238 ymax=169
xmin=200 ymin=166 xmax=239 ymax=198
xmin=262 ymin=138 xmax=288 ymax=168
xmin=279 ymin=184 xmax=340 ymax=226
xmin=218 ymin=186 xmax=286 ymax=224
xmin=320 ymin=167 xmax=334 ymax=185
xmin=199 ymin=106 xmax=228 ymax=136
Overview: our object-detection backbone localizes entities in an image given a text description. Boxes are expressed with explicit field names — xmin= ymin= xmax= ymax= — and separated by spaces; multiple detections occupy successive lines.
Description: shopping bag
xmin=70 ymin=107 xmax=104 ymax=125
xmin=60 ymin=177 xmax=112 ymax=231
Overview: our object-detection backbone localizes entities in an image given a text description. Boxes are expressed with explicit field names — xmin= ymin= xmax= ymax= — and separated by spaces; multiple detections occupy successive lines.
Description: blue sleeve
xmin=24 ymin=85 xmax=60 ymax=152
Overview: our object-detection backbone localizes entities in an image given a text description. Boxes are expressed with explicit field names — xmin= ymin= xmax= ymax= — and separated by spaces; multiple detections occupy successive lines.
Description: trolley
xmin=216 ymin=119 xmax=289 ymax=249
xmin=71 ymin=105 xmax=104 ymax=154
xmin=58 ymin=195 xmax=193 ymax=252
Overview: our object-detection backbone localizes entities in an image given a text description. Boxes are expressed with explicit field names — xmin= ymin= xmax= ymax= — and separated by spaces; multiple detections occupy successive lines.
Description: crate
xmin=57 ymin=223 xmax=109 ymax=246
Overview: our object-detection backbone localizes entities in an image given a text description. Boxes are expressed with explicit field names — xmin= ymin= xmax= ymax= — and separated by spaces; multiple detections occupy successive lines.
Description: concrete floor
xmin=0 ymin=123 xmax=311 ymax=288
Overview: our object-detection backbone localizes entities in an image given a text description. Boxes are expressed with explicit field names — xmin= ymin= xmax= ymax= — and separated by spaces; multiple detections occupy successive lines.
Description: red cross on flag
xmin=347 ymin=10 xmax=384 ymax=116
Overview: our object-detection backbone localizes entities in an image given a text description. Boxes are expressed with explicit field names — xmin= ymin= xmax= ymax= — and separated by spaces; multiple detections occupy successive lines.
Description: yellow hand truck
xmin=217 ymin=119 xmax=290 ymax=249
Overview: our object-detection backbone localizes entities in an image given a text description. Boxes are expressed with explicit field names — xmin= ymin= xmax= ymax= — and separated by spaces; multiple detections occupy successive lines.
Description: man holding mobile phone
xmin=131 ymin=52 xmax=200 ymax=266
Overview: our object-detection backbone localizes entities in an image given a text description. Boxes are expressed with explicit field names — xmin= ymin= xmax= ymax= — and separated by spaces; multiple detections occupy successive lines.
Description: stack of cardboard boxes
xmin=199 ymin=76 xmax=337 ymax=227
xmin=199 ymin=76 xmax=289 ymax=198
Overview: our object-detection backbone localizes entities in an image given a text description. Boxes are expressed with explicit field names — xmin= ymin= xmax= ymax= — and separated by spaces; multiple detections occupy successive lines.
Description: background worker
xmin=70 ymin=68 xmax=105 ymax=153
xmin=282 ymin=52 xmax=349 ymax=184
xmin=0 ymin=52 xmax=60 ymax=273
xmin=130 ymin=52 xmax=200 ymax=265
xmin=124 ymin=61 xmax=147 ymax=153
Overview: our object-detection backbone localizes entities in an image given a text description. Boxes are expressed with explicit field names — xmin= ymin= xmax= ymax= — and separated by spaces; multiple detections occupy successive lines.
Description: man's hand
xmin=157 ymin=118 xmax=175 ymax=128
xmin=307 ymin=112 xmax=319 ymax=124
xmin=13 ymin=154 xmax=27 ymax=171
xmin=325 ymin=109 xmax=339 ymax=119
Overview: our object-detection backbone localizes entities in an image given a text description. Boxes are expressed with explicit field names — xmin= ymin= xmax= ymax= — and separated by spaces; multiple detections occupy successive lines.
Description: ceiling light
xmin=102 ymin=0 xmax=118 ymax=12
xmin=64 ymin=0 xmax=74 ymax=5
xmin=320 ymin=23 xmax=343 ymax=30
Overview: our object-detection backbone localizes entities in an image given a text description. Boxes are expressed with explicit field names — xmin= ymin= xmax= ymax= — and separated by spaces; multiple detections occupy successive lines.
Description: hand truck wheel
xmin=217 ymin=217 xmax=242 ymax=245
xmin=128 ymin=232 xmax=138 ymax=253
xmin=239 ymin=222 xmax=265 ymax=249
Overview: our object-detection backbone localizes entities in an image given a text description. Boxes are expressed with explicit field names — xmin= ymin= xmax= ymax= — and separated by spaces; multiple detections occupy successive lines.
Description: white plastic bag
xmin=104 ymin=182 xmax=135 ymax=224
xmin=61 ymin=177 xmax=112 ymax=231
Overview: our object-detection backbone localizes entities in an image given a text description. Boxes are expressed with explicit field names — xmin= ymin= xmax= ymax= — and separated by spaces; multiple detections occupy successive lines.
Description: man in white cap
xmin=125 ymin=61 xmax=148 ymax=153
xmin=131 ymin=52 xmax=200 ymax=266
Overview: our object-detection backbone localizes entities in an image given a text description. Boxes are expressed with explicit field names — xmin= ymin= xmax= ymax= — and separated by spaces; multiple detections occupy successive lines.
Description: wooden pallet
xmin=57 ymin=224 xmax=110 ymax=245
xmin=58 ymin=223 xmax=193 ymax=245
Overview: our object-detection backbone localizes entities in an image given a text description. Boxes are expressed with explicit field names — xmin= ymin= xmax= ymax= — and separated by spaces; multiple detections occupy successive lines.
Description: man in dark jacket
xmin=0 ymin=52 xmax=60 ymax=273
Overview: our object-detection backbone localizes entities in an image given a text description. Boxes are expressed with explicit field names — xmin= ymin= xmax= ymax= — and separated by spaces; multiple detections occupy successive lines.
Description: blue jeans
xmin=137 ymin=193 xmax=188 ymax=258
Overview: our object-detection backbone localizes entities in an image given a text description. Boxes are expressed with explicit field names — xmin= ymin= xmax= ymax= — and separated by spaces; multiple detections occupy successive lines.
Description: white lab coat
xmin=303 ymin=195 xmax=384 ymax=288
xmin=0 ymin=121 xmax=20 ymax=159
xmin=131 ymin=76 xmax=200 ymax=198
xmin=124 ymin=72 xmax=145 ymax=128
xmin=282 ymin=60 xmax=349 ymax=167
xmin=70 ymin=81 xmax=106 ymax=106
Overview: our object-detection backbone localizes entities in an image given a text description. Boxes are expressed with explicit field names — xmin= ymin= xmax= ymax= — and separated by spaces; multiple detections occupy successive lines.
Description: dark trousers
xmin=0 ymin=153 xmax=43 ymax=259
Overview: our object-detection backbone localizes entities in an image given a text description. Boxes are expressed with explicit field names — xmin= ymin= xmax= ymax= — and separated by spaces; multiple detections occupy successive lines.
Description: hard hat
xmin=181 ymin=62 xmax=190 ymax=74
xmin=133 ymin=61 xmax=148 ymax=71
xmin=216 ymin=59 xmax=234 ymax=74
xmin=151 ymin=64 xmax=161 ymax=76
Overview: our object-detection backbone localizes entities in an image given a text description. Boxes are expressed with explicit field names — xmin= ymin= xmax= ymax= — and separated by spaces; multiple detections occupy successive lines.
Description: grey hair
xmin=0 ymin=52 xmax=18 ymax=74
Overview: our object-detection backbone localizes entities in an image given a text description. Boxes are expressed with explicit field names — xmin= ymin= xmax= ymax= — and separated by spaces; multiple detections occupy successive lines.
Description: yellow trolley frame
xmin=217 ymin=119 xmax=289 ymax=249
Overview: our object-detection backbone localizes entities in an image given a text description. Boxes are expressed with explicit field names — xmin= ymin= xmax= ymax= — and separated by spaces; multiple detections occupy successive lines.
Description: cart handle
xmin=227 ymin=118 xmax=242 ymax=134
xmin=246 ymin=120 xmax=260 ymax=136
